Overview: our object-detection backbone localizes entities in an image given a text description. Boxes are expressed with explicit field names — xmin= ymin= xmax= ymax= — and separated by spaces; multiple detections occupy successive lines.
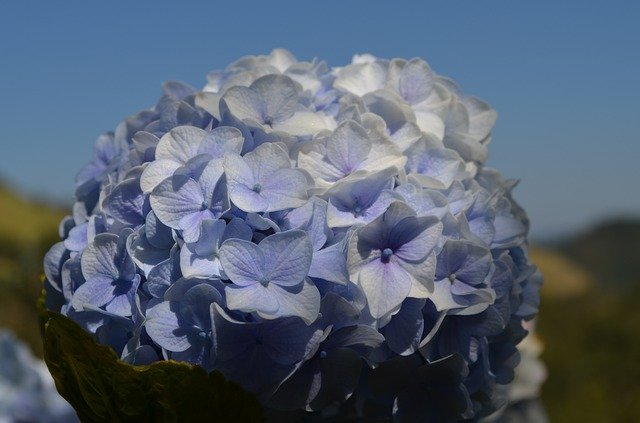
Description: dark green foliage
xmin=39 ymin=304 xmax=264 ymax=423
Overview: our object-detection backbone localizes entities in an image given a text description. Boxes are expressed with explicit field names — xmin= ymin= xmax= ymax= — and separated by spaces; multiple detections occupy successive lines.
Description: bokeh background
xmin=1 ymin=1 xmax=638 ymax=421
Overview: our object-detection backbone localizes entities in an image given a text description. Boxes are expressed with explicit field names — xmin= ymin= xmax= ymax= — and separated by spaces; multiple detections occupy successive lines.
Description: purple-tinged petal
xmin=64 ymin=223 xmax=88 ymax=251
xmin=264 ymin=280 xmax=321 ymax=324
xmin=197 ymin=126 xmax=244 ymax=159
xmin=221 ymin=86 xmax=265 ymax=123
xmin=250 ymin=74 xmax=299 ymax=123
xmin=71 ymin=276 xmax=117 ymax=311
xmin=140 ymin=159 xmax=182 ymax=193
xmin=218 ymin=239 xmax=264 ymax=286
xmin=358 ymin=259 xmax=412 ymax=319
xmin=44 ymin=242 xmax=70 ymax=290
xmin=392 ymin=216 xmax=442 ymax=262
xmin=380 ymin=298 xmax=425 ymax=355
xmin=261 ymin=317 xmax=324 ymax=366
xmin=261 ymin=168 xmax=309 ymax=211
xmin=150 ymin=175 xmax=204 ymax=229
xmin=81 ymin=233 xmax=121 ymax=280
xmin=104 ymin=178 xmax=146 ymax=226
xmin=325 ymin=121 xmax=371 ymax=177
xmin=146 ymin=301 xmax=190 ymax=352
xmin=308 ymin=242 xmax=348 ymax=285
xmin=260 ymin=230 xmax=313 ymax=287
xmin=155 ymin=126 xmax=207 ymax=163
xmin=225 ymin=283 xmax=279 ymax=315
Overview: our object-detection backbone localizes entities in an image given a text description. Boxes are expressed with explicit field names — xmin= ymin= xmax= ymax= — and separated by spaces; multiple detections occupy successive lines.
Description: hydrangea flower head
xmin=45 ymin=49 xmax=541 ymax=421
xmin=0 ymin=330 xmax=78 ymax=422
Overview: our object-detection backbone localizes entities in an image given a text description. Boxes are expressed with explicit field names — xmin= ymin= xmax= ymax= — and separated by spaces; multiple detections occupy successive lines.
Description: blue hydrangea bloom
xmin=70 ymin=232 xmax=140 ymax=316
xmin=348 ymin=201 xmax=442 ymax=318
xmin=145 ymin=279 xmax=223 ymax=369
xmin=219 ymin=230 xmax=320 ymax=323
xmin=224 ymin=142 xmax=309 ymax=212
xmin=0 ymin=330 xmax=78 ymax=422
xmin=45 ymin=49 xmax=542 ymax=421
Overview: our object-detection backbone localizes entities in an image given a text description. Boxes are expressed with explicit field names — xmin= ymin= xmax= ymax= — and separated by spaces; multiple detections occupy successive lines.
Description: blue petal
xmin=81 ymin=233 xmax=135 ymax=281
xmin=127 ymin=226 xmax=171 ymax=277
xmin=325 ymin=121 xmax=371 ymax=177
xmin=260 ymin=230 xmax=313 ymax=287
xmin=250 ymin=74 xmax=299 ymax=123
xmin=225 ymin=283 xmax=279 ymax=314
xmin=197 ymin=126 xmax=244 ymax=159
xmin=357 ymin=259 xmax=412 ymax=319
xmin=260 ymin=168 xmax=309 ymax=211
xmin=43 ymin=242 xmax=70 ymax=290
xmin=179 ymin=283 xmax=222 ymax=329
xmin=219 ymin=238 xmax=264 ymax=286
xmin=150 ymin=174 xmax=204 ymax=229
xmin=155 ymin=126 xmax=207 ymax=163
xmin=145 ymin=300 xmax=190 ymax=352
xmin=263 ymin=280 xmax=321 ymax=324
xmin=380 ymin=298 xmax=425 ymax=355
xmin=308 ymin=241 xmax=349 ymax=285
xmin=145 ymin=249 xmax=181 ymax=298
xmin=105 ymin=177 xmax=146 ymax=226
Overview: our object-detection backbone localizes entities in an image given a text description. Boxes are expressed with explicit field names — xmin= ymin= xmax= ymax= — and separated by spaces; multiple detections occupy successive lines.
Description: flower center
xmin=352 ymin=198 xmax=363 ymax=217
xmin=448 ymin=273 xmax=457 ymax=284
xmin=319 ymin=350 xmax=328 ymax=359
xmin=252 ymin=183 xmax=262 ymax=194
xmin=381 ymin=248 xmax=393 ymax=263
xmin=259 ymin=276 xmax=270 ymax=287
xmin=263 ymin=115 xmax=274 ymax=126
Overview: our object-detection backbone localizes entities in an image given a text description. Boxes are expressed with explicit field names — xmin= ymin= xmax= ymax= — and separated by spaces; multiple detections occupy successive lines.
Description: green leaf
xmin=38 ymin=291 xmax=264 ymax=422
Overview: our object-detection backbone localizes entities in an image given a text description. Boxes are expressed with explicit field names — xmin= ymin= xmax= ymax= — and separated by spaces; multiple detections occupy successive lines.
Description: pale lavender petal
xmin=140 ymin=159 xmax=182 ymax=193
xmin=81 ymin=233 xmax=121 ymax=280
xmin=392 ymin=216 xmax=442 ymax=262
xmin=250 ymin=74 xmax=298 ymax=122
xmin=197 ymin=126 xmax=244 ymax=159
xmin=260 ymin=230 xmax=313 ymax=287
xmin=105 ymin=178 xmax=145 ymax=226
xmin=264 ymin=280 xmax=321 ymax=324
xmin=155 ymin=126 xmax=207 ymax=163
xmin=145 ymin=301 xmax=190 ymax=352
xmin=150 ymin=175 xmax=204 ymax=229
xmin=221 ymin=86 xmax=264 ymax=123
xmin=358 ymin=259 xmax=412 ymax=319
xmin=218 ymin=239 xmax=265 ymax=286
xmin=308 ymin=242 xmax=348 ymax=285
xmin=225 ymin=283 xmax=279 ymax=314
xmin=71 ymin=277 xmax=115 ymax=310
xmin=261 ymin=168 xmax=309 ymax=211
xmin=325 ymin=121 xmax=371 ymax=176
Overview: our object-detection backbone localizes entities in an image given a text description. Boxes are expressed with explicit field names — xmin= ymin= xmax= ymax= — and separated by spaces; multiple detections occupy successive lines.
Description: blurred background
xmin=0 ymin=1 xmax=638 ymax=421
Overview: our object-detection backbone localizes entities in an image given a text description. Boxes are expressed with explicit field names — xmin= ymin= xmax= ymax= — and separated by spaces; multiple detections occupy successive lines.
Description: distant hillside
xmin=0 ymin=183 xmax=66 ymax=355
xmin=532 ymin=225 xmax=640 ymax=422
xmin=0 ymin=184 xmax=66 ymax=251
xmin=558 ymin=219 xmax=640 ymax=291
xmin=530 ymin=247 xmax=592 ymax=299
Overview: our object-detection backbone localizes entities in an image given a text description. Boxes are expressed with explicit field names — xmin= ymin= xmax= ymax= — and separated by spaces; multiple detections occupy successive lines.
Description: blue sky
xmin=0 ymin=1 xmax=638 ymax=240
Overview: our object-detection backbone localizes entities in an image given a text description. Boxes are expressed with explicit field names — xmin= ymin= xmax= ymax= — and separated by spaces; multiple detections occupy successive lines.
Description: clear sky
xmin=0 ymin=1 xmax=638 ymax=240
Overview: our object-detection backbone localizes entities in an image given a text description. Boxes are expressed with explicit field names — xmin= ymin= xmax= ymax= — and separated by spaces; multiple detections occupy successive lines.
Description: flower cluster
xmin=0 ymin=330 xmax=78 ymax=422
xmin=44 ymin=49 xmax=541 ymax=421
